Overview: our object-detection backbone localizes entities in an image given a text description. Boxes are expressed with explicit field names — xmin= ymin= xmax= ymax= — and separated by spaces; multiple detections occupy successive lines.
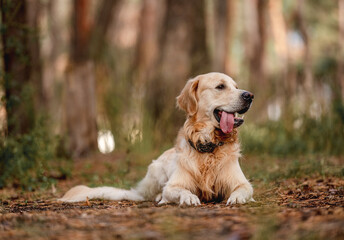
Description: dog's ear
xmin=176 ymin=77 xmax=199 ymax=115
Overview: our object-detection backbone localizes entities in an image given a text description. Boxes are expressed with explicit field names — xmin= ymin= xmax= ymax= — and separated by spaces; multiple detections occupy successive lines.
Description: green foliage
xmin=0 ymin=118 xmax=71 ymax=190
xmin=240 ymin=108 xmax=344 ymax=156
xmin=242 ymin=154 xmax=343 ymax=186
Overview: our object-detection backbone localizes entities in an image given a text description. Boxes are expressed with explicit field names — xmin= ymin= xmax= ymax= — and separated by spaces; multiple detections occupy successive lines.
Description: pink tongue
xmin=220 ymin=112 xmax=234 ymax=134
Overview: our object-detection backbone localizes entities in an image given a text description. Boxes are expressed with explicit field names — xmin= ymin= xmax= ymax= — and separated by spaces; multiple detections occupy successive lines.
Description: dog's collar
xmin=188 ymin=139 xmax=224 ymax=153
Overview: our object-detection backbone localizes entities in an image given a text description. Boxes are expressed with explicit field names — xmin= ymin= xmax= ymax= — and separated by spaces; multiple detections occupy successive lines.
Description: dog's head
xmin=177 ymin=72 xmax=253 ymax=134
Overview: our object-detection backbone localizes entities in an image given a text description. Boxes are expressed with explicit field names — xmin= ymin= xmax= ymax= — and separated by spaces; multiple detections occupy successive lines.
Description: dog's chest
xmin=197 ymin=154 xmax=227 ymax=202
xmin=199 ymin=155 xmax=219 ymax=178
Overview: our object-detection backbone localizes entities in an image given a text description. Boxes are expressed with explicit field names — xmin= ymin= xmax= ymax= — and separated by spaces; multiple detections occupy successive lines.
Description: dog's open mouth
xmin=213 ymin=107 xmax=249 ymax=134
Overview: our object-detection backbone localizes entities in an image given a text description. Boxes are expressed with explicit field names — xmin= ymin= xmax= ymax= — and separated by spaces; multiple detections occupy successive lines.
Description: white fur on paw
xmin=155 ymin=193 xmax=162 ymax=202
xmin=179 ymin=192 xmax=200 ymax=206
xmin=227 ymin=191 xmax=251 ymax=205
xmin=158 ymin=198 xmax=168 ymax=205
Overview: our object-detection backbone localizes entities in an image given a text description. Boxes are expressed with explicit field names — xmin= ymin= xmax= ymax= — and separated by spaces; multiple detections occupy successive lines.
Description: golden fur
xmin=60 ymin=72 xmax=254 ymax=205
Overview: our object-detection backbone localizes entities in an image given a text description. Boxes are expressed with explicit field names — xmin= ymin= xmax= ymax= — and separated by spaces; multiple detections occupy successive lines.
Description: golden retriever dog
xmin=60 ymin=72 xmax=254 ymax=206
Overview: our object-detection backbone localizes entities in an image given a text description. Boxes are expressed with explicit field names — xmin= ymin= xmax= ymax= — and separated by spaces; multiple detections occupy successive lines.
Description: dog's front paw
xmin=158 ymin=197 xmax=168 ymax=205
xmin=155 ymin=193 xmax=162 ymax=202
xmin=180 ymin=192 xmax=201 ymax=206
xmin=226 ymin=188 xmax=253 ymax=205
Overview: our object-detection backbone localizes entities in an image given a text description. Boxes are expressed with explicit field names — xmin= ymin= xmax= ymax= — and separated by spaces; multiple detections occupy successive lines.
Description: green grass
xmin=242 ymin=155 xmax=343 ymax=185
xmin=240 ymin=113 xmax=344 ymax=157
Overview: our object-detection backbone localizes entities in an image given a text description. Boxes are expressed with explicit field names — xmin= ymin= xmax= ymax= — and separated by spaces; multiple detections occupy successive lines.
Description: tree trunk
xmin=296 ymin=0 xmax=313 ymax=98
xmin=71 ymin=0 xmax=91 ymax=62
xmin=147 ymin=0 xmax=209 ymax=144
xmin=0 ymin=2 xmax=6 ymax=135
xmin=135 ymin=0 xmax=165 ymax=85
xmin=338 ymin=0 xmax=344 ymax=100
xmin=0 ymin=0 xmax=35 ymax=135
xmin=40 ymin=0 xmax=70 ymax=134
xmin=65 ymin=62 xmax=97 ymax=157
xmin=66 ymin=0 xmax=118 ymax=157
xmin=158 ymin=0 xmax=209 ymax=83
xmin=26 ymin=0 xmax=43 ymax=109
xmin=268 ymin=0 xmax=288 ymax=65
xmin=189 ymin=0 xmax=209 ymax=75
xmin=268 ymin=0 xmax=290 ymax=93
xmin=66 ymin=0 xmax=97 ymax=157
xmin=243 ymin=0 xmax=267 ymax=90
xmin=212 ymin=0 xmax=233 ymax=75
xmin=125 ymin=0 xmax=165 ymax=143
xmin=91 ymin=0 xmax=119 ymax=60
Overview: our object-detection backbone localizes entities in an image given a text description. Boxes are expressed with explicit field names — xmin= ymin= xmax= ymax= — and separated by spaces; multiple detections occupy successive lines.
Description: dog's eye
xmin=216 ymin=84 xmax=225 ymax=90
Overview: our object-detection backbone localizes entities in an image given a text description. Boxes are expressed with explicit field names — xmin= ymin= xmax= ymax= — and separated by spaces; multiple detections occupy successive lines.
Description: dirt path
xmin=1 ymin=177 xmax=343 ymax=240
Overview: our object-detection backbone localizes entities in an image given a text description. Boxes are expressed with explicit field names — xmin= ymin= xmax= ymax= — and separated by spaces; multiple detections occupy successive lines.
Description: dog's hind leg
xmin=59 ymin=158 xmax=168 ymax=203
xmin=134 ymin=160 xmax=169 ymax=201
xmin=59 ymin=148 xmax=176 ymax=203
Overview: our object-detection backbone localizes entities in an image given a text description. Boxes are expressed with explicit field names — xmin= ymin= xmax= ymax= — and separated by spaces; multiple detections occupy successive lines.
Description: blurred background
xmin=0 ymin=0 xmax=343 ymax=189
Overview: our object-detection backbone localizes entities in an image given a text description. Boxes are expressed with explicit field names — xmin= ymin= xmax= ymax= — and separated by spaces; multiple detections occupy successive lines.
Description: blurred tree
xmin=294 ymin=0 xmax=313 ymax=98
xmin=128 ymin=0 xmax=166 ymax=143
xmin=147 ymin=0 xmax=209 ymax=143
xmin=65 ymin=0 xmax=118 ymax=157
xmin=188 ymin=0 xmax=209 ymax=75
xmin=27 ymin=0 xmax=43 ymax=108
xmin=268 ymin=0 xmax=290 ymax=93
xmin=0 ymin=0 xmax=40 ymax=135
xmin=243 ymin=0 xmax=267 ymax=90
xmin=212 ymin=0 xmax=234 ymax=75
xmin=338 ymin=0 xmax=344 ymax=100
xmin=135 ymin=0 xmax=165 ymax=86
xmin=91 ymin=0 xmax=119 ymax=60
xmin=158 ymin=0 xmax=208 ymax=87
xmin=65 ymin=0 xmax=96 ymax=157
xmin=0 ymin=1 xmax=7 ymax=135
xmin=40 ymin=0 xmax=69 ymax=134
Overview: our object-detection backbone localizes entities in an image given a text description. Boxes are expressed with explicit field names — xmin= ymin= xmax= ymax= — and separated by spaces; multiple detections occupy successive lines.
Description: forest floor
xmin=0 ymin=153 xmax=343 ymax=240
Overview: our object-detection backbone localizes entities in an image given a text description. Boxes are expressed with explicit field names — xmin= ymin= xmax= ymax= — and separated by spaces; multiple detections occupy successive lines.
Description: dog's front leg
xmin=160 ymin=169 xmax=200 ymax=206
xmin=161 ymin=186 xmax=200 ymax=206
xmin=221 ymin=159 xmax=254 ymax=205
xmin=227 ymin=182 xmax=253 ymax=205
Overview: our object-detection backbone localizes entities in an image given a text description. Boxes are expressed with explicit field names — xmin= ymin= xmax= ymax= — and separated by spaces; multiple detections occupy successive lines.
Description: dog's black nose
xmin=241 ymin=91 xmax=254 ymax=102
